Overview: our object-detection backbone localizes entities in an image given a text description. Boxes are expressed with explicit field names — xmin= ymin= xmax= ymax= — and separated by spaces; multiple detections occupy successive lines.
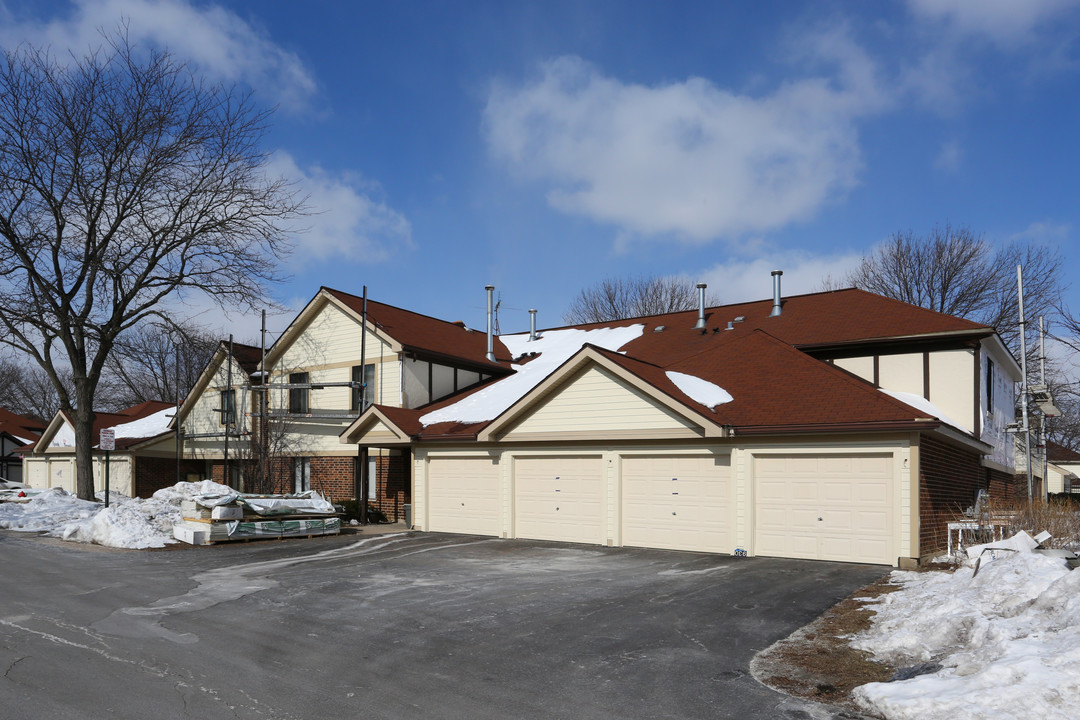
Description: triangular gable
xmin=174 ymin=342 xmax=252 ymax=428
xmin=263 ymin=289 xmax=403 ymax=371
xmin=478 ymin=347 xmax=726 ymax=442
xmin=340 ymin=406 xmax=414 ymax=445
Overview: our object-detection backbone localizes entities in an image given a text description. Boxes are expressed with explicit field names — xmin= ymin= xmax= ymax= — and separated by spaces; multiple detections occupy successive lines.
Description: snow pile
xmin=665 ymin=371 xmax=733 ymax=409
xmin=0 ymin=480 xmax=232 ymax=549
xmin=852 ymin=545 xmax=1080 ymax=720
xmin=420 ymin=324 xmax=644 ymax=426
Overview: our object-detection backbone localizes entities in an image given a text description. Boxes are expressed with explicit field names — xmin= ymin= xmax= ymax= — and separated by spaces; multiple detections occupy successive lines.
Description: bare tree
xmin=563 ymin=275 xmax=719 ymax=324
xmin=101 ymin=322 xmax=219 ymax=409
xmin=847 ymin=224 xmax=1064 ymax=353
xmin=0 ymin=355 xmax=70 ymax=423
xmin=0 ymin=34 xmax=300 ymax=500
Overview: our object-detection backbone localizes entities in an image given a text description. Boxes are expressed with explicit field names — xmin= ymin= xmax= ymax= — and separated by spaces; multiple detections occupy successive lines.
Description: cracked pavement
xmin=0 ymin=529 xmax=885 ymax=719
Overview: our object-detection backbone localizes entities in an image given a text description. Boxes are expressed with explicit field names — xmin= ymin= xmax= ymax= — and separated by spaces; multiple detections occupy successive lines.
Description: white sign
xmin=99 ymin=428 xmax=115 ymax=451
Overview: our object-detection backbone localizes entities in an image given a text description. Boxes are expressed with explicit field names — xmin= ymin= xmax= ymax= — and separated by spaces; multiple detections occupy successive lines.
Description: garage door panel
xmin=621 ymin=455 xmax=731 ymax=553
xmin=514 ymin=456 xmax=603 ymax=544
xmin=427 ymin=457 xmax=501 ymax=536
xmin=754 ymin=453 xmax=894 ymax=565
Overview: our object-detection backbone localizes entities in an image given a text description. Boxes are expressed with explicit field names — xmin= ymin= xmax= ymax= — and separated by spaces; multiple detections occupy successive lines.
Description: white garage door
xmin=754 ymin=453 xmax=894 ymax=565
xmin=426 ymin=457 xmax=501 ymax=536
xmin=622 ymin=455 xmax=731 ymax=553
xmin=514 ymin=456 xmax=604 ymax=545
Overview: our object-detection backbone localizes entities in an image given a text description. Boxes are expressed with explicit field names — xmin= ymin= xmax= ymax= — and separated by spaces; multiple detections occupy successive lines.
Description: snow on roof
xmin=665 ymin=371 xmax=733 ymax=410
xmin=879 ymin=389 xmax=966 ymax=432
xmin=419 ymin=324 xmax=645 ymax=426
xmin=108 ymin=406 xmax=175 ymax=441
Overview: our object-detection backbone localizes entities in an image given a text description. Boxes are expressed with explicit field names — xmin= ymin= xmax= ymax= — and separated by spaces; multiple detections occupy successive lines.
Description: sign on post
xmin=100 ymin=428 xmax=115 ymax=507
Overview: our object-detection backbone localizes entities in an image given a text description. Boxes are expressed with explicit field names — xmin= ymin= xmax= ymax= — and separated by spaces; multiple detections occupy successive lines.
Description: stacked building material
xmin=173 ymin=490 xmax=340 ymax=545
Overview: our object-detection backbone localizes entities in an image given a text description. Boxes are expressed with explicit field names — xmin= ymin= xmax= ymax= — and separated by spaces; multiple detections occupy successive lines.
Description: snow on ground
xmin=852 ymin=544 xmax=1080 ymax=720
xmin=665 ymin=371 xmax=733 ymax=409
xmin=0 ymin=480 xmax=232 ymax=549
xmin=419 ymin=324 xmax=644 ymax=426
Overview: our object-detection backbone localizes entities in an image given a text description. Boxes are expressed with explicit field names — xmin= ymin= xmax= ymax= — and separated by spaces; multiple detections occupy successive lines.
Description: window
xmin=220 ymin=389 xmax=236 ymax=426
xmin=352 ymin=364 xmax=375 ymax=412
xmin=986 ymin=358 xmax=995 ymax=411
xmin=294 ymin=457 xmax=311 ymax=493
xmin=289 ymin=372 xmax=309 ymax=414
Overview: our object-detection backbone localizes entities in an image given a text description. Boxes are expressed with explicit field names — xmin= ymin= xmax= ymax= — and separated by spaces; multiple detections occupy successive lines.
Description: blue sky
xmin=2 ymin=0 xmax=1079 ymax=344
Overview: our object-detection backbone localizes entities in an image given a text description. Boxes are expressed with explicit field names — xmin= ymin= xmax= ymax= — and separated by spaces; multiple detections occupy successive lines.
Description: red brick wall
xmin=134 ymin=457 xmax=206 ymax=498
xmin=205 ymin=453 xmax=411 ymax=521
xmin=918 ymin=435 xmax=984 ymax=556
xmin=369 ymin=453 xmax=409 ymax=521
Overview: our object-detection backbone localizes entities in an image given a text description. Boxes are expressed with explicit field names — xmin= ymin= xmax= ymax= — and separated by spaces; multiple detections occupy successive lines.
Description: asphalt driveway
xmin=0 ymin=530 xmax=885 ymax=719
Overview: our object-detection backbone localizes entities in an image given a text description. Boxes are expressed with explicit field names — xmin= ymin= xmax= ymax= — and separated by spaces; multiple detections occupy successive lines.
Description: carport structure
xmin=343 ymin=284 xmax=1021 ymax=567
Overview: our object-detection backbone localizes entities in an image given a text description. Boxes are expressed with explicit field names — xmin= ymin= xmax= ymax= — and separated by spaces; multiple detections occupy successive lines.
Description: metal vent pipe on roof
xmin=770 ymin=270 xmax=783 ymax=317
xmin=529 ymin=308 xmax=538 ymax=341
xmin=694 ymin=283 xmax=707 ymax=329
xmin=485 ymin=285 xmax=496 ymax=362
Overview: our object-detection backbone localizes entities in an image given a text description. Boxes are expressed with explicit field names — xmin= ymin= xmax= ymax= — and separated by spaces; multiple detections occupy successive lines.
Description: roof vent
xmin=653 ymin=325 xmax=666 ymax=333
xmin=733 ymin=316 xmax=745 ymax=323
xmin=694 ymin=283 xmax=707 ymax=329
xmin=725 ymin=321 xmax=734 ymax=330
xmin=770 ymin=270 xmax=783 ymax=317
xmin=528 ymin=309 xmax=538 ymax=341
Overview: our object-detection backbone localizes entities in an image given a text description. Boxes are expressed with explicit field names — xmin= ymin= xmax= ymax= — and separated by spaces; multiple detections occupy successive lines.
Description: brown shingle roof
xmin=1047 ymin=440 xmax=1080 ymax=463
xmin=0 ymin=408 xmax=45 ymax=443
xmin=324 ymin=287 xmax=514 ymax=371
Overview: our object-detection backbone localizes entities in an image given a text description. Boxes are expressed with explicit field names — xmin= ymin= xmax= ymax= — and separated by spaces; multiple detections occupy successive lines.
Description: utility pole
xmin=1039 ymin=317 xmax=1049 ymax=502
xmin=1017 ymin=266 xmax=1033 ymax=504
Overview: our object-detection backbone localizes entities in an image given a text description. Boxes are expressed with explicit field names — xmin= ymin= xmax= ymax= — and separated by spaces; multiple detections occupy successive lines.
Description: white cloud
xmin=484 ymin=36 xmax=887 ymax=243
xmin=907 ymin=0 xmax=1077 ymax=46
xmin=268 ymin=152 xmax=412 ymax=266
xmin=698 ymin=250 xmax=865 ymax=306
xmin=0 ymin=0 xmax=317 ymax=110
xmin=1007 ymin=221 xmax=1072 ymax=244
xmin=934 ymin=140 xmax=962 ymax=171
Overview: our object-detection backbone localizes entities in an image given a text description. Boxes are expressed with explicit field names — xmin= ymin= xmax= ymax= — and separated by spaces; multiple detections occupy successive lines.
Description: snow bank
xmin=0 ymin=480 xmax=232 ymax=549
xmin=665 ymin=371 xmax=733 ymax=409
xmin=419 ymin=324 xmax=644 ymax=426
xmin=852 ymin=547 xmax=1080 ymax=720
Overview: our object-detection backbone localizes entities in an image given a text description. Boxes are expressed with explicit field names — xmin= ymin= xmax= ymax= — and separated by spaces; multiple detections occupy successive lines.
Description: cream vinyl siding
xmin=187 ymin=356 xmax=252 ymax=438
xmin=426 ymin=456 xmax=502 ymax=536
xmin=513 ymin=455 xmax=604 ymax=544
xmin=621 ymin=455 xmax=732 ymax=553
xmin=928 ymin=350 xmax=974 ymax=433
xmin=502 ymin=366 xmax=698 ymax=437
xmin=754 ymin=453 xmax=895 ymax=565
xmin=833 ymin=356 xmax=874 ymax=383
